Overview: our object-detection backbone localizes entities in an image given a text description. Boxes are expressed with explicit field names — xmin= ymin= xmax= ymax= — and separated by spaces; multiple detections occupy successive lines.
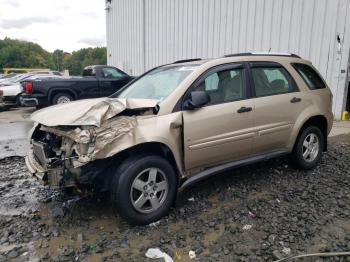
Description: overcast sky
xmin=0 ymin=0 xmax=106 ymax=52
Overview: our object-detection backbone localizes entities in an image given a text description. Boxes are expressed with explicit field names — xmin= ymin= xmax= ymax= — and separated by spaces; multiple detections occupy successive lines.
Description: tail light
xmin=0 ymin=90 xmax=3 ymax=96
xmin=25 ymin=82 xmax=33 ymax=94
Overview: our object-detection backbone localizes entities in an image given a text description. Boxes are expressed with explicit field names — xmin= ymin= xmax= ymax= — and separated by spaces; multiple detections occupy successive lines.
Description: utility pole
xmin=56 ymin=52 xmax=60 ymax=71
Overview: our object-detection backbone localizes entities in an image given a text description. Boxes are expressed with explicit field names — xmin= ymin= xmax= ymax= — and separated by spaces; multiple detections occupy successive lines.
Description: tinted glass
xmin=195 ymin=67 xmax=246 ymax=104
xmin=292 ymin=63 xmax=325 ymax=90
xmin=252 ymin=67 xmax=292 ymax=96
xmin=82 ymin=68 xmax=96 ymax=77
xmin=102 ymin=67 xmax=125 ymax=79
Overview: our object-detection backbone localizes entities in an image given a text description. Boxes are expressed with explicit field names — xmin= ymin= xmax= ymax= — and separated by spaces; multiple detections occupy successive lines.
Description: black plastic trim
xmin=224 ymin=52 xmax=301 ymax=58
xmin=178 ymin=150 xmax=289 ymax=193
xmin=173 ymin=58 xmax=202 ymax=64
xmin=248 ymin=61 xmax=299 ymax=97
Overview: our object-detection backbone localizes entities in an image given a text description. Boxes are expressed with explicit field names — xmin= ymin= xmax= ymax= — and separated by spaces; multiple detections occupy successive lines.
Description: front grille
xmin=32 ymin=141 xmax=49 ymax=167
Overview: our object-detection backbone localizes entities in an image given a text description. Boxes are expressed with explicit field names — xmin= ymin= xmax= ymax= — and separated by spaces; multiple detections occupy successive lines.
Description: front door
xmin=183 ymin=64 xmax=255 ymax=171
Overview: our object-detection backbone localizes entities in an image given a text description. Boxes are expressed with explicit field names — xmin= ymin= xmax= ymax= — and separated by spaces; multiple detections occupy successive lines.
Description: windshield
xmin=115 ymin=65 xmax=197 ymax=101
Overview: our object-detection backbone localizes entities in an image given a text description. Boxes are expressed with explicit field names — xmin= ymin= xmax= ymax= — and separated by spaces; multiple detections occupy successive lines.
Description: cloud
xmin=78 ymin=36 xmax=106 ymax=47
xmin=3 ymin=0 xmax=20 ymax=7
xmin=19 ymin=36 xmax=39 ymax=43
xmin=0 ymin=17 xmax=57 ymax=29
xmin=81 ymin=11 xmax=99 ymax=18
xmin=0 ymin=0 xmax=106 ymax=52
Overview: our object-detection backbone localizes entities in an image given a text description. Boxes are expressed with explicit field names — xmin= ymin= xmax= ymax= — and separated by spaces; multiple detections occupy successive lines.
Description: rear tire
xmin=110 ymin=155 xmax=177 ymax=225
xmin=52 ymin=93 xmax=73 ymax=105
xmin=293 ymin=126 xmax=324 ymax=170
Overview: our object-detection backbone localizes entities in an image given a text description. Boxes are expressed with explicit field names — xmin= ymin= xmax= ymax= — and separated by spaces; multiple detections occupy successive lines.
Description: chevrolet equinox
xmin=26 ymin=53 xmax=333 ymax=224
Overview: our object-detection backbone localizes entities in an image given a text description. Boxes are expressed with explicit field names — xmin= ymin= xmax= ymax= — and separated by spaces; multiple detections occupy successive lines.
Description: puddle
xmin=0 ymin=122 xmax=33 ymax=158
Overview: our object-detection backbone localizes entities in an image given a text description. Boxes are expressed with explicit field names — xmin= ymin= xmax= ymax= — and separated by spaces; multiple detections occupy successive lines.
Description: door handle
xmin=237 ymin=106 xmax=252 ymax=113
xmin=290 ymin=97 xmax=302 ymax=103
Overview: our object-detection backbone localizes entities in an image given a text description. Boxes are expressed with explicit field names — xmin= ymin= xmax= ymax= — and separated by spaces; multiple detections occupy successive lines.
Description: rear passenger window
xmin=251 ymin=67 xmax=293 ymax=97
xmin=292 ymin=63 xmax=325 ymax=90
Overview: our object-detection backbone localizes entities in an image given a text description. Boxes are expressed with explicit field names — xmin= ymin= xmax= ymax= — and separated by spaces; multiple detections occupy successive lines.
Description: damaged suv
xmin=26 ymin=53 xmax=333 ymax=224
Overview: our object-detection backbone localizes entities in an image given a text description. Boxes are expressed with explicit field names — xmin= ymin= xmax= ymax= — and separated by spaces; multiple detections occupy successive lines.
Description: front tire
xmin=293 ymin=126 xmax=324 ymax=170
xmin=111 ymin=155 xmax=177 ymax=225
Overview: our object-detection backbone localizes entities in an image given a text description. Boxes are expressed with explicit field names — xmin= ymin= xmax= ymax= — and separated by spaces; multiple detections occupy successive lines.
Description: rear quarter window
xmin=292 ymin=63 xmax=326 ymax=90
xmin=82 ymin=68 xmax=96 ymax=77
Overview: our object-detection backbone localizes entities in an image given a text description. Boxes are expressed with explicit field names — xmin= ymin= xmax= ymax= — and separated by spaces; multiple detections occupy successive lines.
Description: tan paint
xmin=27 ymin=55 xmax=333 ymax=186
xmin=36 ymin=112 xmax=184 ymax=175
xmin=31 ymin=97 xmax=159 ymax=127
xmin=183 ymin=99 xmax=254 ymax=170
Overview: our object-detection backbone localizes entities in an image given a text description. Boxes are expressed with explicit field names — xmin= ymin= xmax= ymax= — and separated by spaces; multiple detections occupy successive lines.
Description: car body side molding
xmin=178 ymin=150 xmax=289 ymax=193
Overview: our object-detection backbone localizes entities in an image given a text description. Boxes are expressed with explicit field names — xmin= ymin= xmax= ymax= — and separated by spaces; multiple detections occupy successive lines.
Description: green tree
xmin=0 ymin=37 xmax=54 ymax=69
xmin=63 ymin=47 xmax=107 ymax=75
xmin=0 ymin=38 xmax=107 ymax=75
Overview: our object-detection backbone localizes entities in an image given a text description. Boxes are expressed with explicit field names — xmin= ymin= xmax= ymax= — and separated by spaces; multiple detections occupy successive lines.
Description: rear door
xmin=183 ymin=63 xmax=255 ymax=170
xmin=99 ymin=67 xmax=130 ymax=97
xmin=250 ymin=62 xmax=308 ymax=154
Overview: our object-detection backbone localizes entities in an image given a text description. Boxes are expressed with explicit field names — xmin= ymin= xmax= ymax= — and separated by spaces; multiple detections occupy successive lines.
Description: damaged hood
xmin=31 ymin=97 xmax=159 ymax=127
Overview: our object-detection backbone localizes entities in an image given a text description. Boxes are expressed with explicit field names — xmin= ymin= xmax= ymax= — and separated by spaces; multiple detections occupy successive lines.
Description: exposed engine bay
xmin=25 ymin=97 xmax=161 ymax=189
xmin=27 ymin=115 xmax=137 ymax=188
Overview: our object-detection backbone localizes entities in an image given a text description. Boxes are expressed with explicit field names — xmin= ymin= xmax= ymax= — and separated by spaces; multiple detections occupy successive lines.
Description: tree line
xmin=0 ymin=38 xmax=107 ymax=75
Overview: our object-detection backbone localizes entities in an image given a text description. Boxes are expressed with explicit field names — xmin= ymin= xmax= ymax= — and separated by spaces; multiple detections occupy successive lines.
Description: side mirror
xmin=183 ymin=91 xmax=210 ymax=110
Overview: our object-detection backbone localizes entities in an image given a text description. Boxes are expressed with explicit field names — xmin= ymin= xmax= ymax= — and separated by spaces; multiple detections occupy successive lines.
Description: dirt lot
xmin=0 ymin=130 xmax=349 ymax=261
xmin=0 ymin=108 xmax=349 ymax=261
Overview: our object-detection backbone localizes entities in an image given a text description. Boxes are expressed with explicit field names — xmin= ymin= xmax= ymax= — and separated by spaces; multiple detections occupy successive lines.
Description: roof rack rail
xmin=224 ymin=52 xmax=252 ymax=57
xmin=173 ymin=58 xmax=202 ymax=64
xmin=224 ymin=52 xmax=301 ymax=58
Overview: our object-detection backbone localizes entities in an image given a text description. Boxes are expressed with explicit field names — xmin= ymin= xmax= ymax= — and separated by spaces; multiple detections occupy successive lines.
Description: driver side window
xmin=102 ymin=68 xmax=125 ymax=79
xmin=195 ymin=67 xmax=246 ymax=105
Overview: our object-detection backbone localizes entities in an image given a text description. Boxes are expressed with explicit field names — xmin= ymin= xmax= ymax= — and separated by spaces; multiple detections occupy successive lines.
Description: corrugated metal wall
xmin=106 ymin=0 xmax=350 ymax=118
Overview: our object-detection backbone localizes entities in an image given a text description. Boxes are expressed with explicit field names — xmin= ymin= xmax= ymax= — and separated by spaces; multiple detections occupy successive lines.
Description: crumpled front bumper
xmin=25 ymin=149 xmax=74 ymax=188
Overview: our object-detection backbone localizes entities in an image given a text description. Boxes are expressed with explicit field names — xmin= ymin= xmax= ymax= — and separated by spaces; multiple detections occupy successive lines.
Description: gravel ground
xmin=0 ymin=136 xmax=349 ymax=261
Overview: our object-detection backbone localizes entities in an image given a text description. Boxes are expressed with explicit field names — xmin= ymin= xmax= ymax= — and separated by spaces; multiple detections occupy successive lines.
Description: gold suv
xmin=26 ymin=53 xmax=333 ymax=224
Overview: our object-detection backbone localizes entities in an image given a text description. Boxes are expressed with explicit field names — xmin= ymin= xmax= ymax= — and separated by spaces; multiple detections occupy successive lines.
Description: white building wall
xmin=106 ymin=0 xmax=350 ymax=119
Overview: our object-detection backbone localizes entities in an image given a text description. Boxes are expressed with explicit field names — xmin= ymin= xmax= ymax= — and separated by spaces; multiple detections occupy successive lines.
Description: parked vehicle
xmin=0 ymin=71 xmax=61 ymax=87
xmin=0 ymin=90 xmax=4 ymax=108
xmin=0 ymin=73 xmax=19 ymax=85
xmin=26 ymin=53 xmax=333 ymax=225
xmin=20 ymin=65 xmax=133 ymax=107
xmin=0 ymin=75 xmax=62 ymax=107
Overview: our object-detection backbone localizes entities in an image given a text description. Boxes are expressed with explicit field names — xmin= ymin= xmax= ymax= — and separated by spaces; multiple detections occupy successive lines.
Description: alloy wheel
xmin=130 ymin=167 xmax=168 ymax=214
xmin=302 ymin=133 xmax=319 ymax=162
